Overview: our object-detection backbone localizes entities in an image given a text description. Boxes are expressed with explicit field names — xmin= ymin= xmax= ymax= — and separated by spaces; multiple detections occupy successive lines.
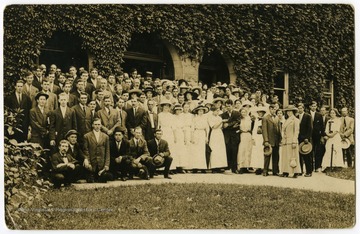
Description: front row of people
xmin=50 ymin=119 xmax=173 ymax=188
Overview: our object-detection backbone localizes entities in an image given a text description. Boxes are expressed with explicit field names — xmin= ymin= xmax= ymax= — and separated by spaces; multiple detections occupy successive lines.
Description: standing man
xmin=297 ymin=103 xmax=313 ymax=177
xmin=221 ymin=100 xmax=241 ymax=173
xmin=309 ymin=101 xmax=325 ymax=172
xmin=5 ymin=80 xmax=32 ymax=142
xmin=23 ymin=70 xmax=39 ymax=100
xmin=340 ymin=107 xmax=355 ymax=168
xmin=125 ymin=98 xmax=147 ymax=138
xmin=262 ymin=103 xmax=281 ymax=176
xmin=83 ymin=118 xmax=113 ymax=183
xmin=115 ymin=98 xmax=128 ymax=134
xmin=32 ymin=78 xmax=58 ymax=112
xmin=72 ymin=92 xmax=92 ymax=145
xmin=144 ymin=100 xmax=158 ymax=141
xmin=49 ymin=93 xmax=77 ymax=147
xmin=29 ymin=93 xmax=50 ymax=148
xmin=147 ymin=129 xmax=173 ymax=179
xmin=95 ymin=95 xmax=121 ymax=137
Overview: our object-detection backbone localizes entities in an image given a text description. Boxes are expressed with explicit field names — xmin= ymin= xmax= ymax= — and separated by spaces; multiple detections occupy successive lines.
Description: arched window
xmin=199 ymin=52 xmax=230 ymax=85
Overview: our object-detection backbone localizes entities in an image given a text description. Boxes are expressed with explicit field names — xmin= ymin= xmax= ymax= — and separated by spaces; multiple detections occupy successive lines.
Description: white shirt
xmin=93 ymin=130 xmax=100 ymax=142
xmin=116 ymin=141 xmax=122 ymax=150
xmin=299 ymin=113 xmax=304 ymax=122
xmin=16 ymin=92 xmax=22 ymax=103
xmin=148 ymin=111 xmax=155 ymax=128
xmin=310 ymin=111 xmax=316 ymax=121
xmin=60 ymin=106 xmax=67 ymax=118
xmin=38 ymin=105 xmax=44 ymax=114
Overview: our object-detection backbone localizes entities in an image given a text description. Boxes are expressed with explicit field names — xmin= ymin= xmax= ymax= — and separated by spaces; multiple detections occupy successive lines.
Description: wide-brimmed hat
xmin=173 ymin=104 xmax=183 ymax=112
xmin=179 ymin=82 xmax=190 ymax=90
xmin=143 ymin=87 xmax=157 ymax=96
xmin=232 ymin=88 xmax=241 ymax=95
xmin=192 ymin=105 xmax=209 ymax=115
xmin=152 ymin=154 xmax=165 ymax=166
xmin=299 ymin=142 xmax=313 ymax=155
xmin=256 ymin=106 xmax=268 ymax=113
xmin=264 ymin=145 xmax=272 ymax=156
xmin=184 ymin=90 xmax=198 ymax=100
xmin=241 ymin=100 xmax=254 ymax=108
xmin=128 ymin=89 xmax=142 ymax=96
xmin=192 ymin=87 xmax=202 ymax=94
xmin=159 ymin=99 xmax=172 ymax=107
xmin=340 ymin=138 xmax=351 ymax=149
xmin=283 ymin=105 xmax=299 ymax=113
xmin=35 ymin=92 xmax=49 ymax=100
xmin=65 ymin=129 xmax=78 ymax=139
xmin=212 ymin=97 xmax=226 ymax=104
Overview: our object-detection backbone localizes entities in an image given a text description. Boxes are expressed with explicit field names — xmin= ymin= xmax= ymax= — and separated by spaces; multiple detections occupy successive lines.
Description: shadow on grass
xmin=10 ymin=183 xmax=355 ymax=229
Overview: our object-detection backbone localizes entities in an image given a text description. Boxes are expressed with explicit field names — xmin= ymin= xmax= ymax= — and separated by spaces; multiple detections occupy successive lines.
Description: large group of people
xmin=4 ymin=63 xmax=355 ymax=188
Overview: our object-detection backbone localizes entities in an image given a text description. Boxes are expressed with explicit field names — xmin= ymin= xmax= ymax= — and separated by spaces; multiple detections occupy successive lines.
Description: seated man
xmin=128 ymin=127 xmax=155 ymax=180
xmin=50 ymin=140 xmax=81 ymax=188
xmin=147 ymin=129 xmax=173 ymax=179
xmin=65 ymin=129 xmax=87 ymax=180
xmin=83 ymin=118 xmax=113 ymax=183
xmin=110 ymin=127 xmax=132 ymax=181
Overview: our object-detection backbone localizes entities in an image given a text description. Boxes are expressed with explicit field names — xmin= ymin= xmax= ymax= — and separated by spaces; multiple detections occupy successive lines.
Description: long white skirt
xmin=189 ymin=129 xmax=207 ymax=169
xmin=250 ymin=133 xmax=263 ymax=169
xmin=237 ymin=132 xmax=253 ymax=169
xmin=322 ymin=134 xmax=345 ymax=168
xmin=209 ymin=128 xmax=227 ymax=169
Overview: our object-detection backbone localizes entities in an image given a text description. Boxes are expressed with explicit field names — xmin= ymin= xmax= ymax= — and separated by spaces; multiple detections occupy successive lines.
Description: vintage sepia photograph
xmin=2 ymin=1 xmax=356 ymax=231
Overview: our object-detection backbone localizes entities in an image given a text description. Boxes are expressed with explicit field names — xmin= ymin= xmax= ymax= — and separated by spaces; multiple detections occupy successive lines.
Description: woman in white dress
xmin=277 ymin=108 xmax=286 ymax=173
xmin=322 ymin=108 xmax=345 ymax=171
xmin=250 ymin=106 xmax=267 ymax=175
xmin=237 ymin=107 xmax=253 ymax=174
xmin=182 ymin=103 xmax=194 ymax=171
xmin=208 ymin=107 xmax=227 ymax=173
xmin=172 ymin=104 xmax=186 ymax=173
xmin=158 ymin=99 xmax=176 ymax=172
xmin=190 ymin=105 xmax=210 ymax=173
xmin=280 ymin=105 xmax=302 ymax=178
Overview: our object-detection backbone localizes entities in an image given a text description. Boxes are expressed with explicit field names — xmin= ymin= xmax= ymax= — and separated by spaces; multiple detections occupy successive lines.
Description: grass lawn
xmin=13 ymin=183 xmax=355 ymax=229
xmin=325 ymin=167 xmax=355 ymax=181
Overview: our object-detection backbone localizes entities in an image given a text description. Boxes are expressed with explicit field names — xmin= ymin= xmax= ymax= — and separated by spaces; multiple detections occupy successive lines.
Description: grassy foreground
xmin=13 ymin=183 xmax=355 ymax=229
xmin=326 ymin=167 xmax=355 ymax=181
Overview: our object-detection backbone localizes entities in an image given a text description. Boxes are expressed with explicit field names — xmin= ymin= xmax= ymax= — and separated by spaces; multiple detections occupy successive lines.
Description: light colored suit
xmin=23 ymin=84 xmax=39 ymax=100
xmin=95 ymin=107 xmax=121 ymax=134
xmin=83 ymin=131 xmax=110 ymax=172
xmin=341 ymin=116 xmax=355 ymax=144
xmin=32 ymin=91 xmax=58 ymax=112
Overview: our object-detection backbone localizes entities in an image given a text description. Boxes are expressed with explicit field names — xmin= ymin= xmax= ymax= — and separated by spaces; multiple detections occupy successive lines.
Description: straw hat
xmin=192 ymin=105 xmax=210 ymax=115
xmin=340 ymin=138 xmax=351 ymax=149
xmin=264 ymin=145 xmax=272 ymax=156
xmin=299 ymin=142 xmax=313 ymax=155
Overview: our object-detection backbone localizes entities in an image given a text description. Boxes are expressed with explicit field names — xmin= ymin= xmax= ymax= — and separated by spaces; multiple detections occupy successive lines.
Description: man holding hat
xmin=65 ymin=129 xmax=87 ymax=180
xmin=297 ymin=103 xmax=313 ymax=177
xmin=262 ymin=103 xmax=281 ymax=176
xmin=340 ymin=107 xmax=355 ymax=168
xmin=29 ymin=92 xmax=50 ymax=148
xmin=147 ymin=129 xmax=173 ymax=179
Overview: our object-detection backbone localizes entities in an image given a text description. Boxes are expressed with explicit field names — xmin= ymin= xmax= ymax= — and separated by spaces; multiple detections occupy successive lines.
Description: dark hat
xmin=264 ymin=145 xmax=272 ymax=156
xmin=152 ymin=154 xmax=165 ymax=166
xmin=184 ymin=91 xmax=198 ymax=100
xmin=299 ymin=142 xmax=313 ymax=155
xmin=192 ymin=105 xmax=209 ymax=115
xmin=35 ymin=92 xmax=49 ymax=100
xmin=65 ymin=129 xmax=78 ymax=139
xmin=212 ymin=97 xmax=226 ymax=104
xmin=113 ymin=126 xmax=127 ymax=135
xmin=143 ymin=87 xmax=157 ymax=96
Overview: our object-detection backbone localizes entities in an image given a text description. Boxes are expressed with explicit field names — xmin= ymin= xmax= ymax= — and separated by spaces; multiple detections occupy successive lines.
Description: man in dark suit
xmin=48 ymin=73 xmax=61 ymax=95
xmin=144 ymin=100 xmax=158 ymax=141
xmin=83 ymin=118 xmax=113 ymax=183
xmin=109 ymin=127 xmax=132 ymax=181
xmin=128 ymin=127 xmax=155 ymax=179
xmin=262 ymin=103 xmax=282 ymax=176
xmin=316 ymin=106 xmax=330 ymax=171
xmin=147 ymin=129 xmax=173 ymax=179
xmin=65 ymin=130 xmax=87 ymax=180
xmin=23 ymin=70 xmax=39 ymax=101
xmin=72 ymin=92 xmax=92 ymax=145
xmin=32 ymin=66 xmax=43 ymax=91
xmin=49 ymin=93 xmax=77 ymax=147
xmin=5 ymin=80 xmax=32 ymax=142
xmin=115 ymin=98 xmax=128 ymax=137
xmin=221 ymin=99 xmax=241 ymax=173
xmin=50 ymin=140 xmax=82 ymax=188
xmin=297 ymin=103 xmax=313 ymax=177
xmin=125 ymin=98 xmax=147 ymax=138
xmin=61 ymin=81 xmax=77 ymax=107
xmin=29 ymin=93 xmax=50 ymax=148
xmin=309 ymin=101 xmax=325 ymax=172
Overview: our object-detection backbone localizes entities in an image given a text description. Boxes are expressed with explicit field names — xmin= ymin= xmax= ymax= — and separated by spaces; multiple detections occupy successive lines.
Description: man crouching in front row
xmin=50 ymin=140 xmax=82 ymax=188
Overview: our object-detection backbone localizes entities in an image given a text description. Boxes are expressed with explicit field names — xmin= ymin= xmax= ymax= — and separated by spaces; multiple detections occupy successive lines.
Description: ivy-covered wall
xmin=4 ymin=4 xmax=354 ymax=112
